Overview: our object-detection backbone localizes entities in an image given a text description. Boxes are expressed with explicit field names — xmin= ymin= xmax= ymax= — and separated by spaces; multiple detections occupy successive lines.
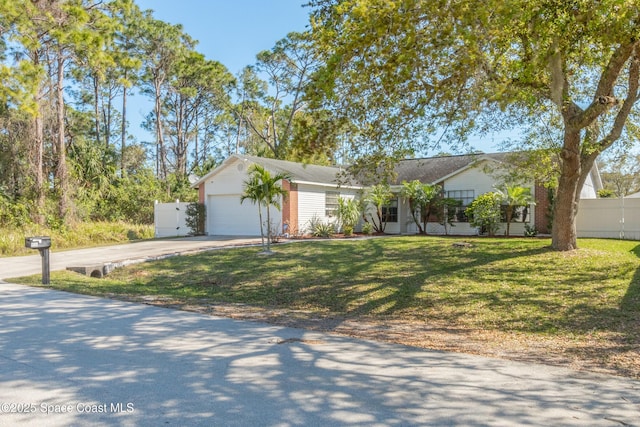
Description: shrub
xmin=524 ymin=224 xmax=538 ymax=237
xmin=362 ymin=222 xmax=373 ymax=235
xmin=0 ymin=191 xmax=32 ymax=228
xmin=335 ymin=197 xmax=361 ymax=236
xmin=185 ymin=203 xmax=206 ymax=235
xmin=597 ymin=188 xmax=616 ymax=198
xmin=465 ymin=192 xmax=502 ymax=236
xmin=307 ymin=215 xmax=335 ymax=237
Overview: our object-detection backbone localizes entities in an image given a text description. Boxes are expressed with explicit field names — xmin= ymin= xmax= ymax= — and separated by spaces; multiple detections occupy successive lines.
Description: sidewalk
xmin=0 ymin=236 xmax=262 ymax=281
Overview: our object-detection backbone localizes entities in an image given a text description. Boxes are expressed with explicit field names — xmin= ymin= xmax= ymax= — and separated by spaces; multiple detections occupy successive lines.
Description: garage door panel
xmin=208 ymin=195 xmax=261 ymax=236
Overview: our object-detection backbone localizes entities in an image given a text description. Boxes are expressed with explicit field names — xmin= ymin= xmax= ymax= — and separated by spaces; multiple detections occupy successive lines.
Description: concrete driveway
xmin=0 ymin=283 xmax=639 ymax=426
xmin=0 ymin=236 xmax=262 ymax=281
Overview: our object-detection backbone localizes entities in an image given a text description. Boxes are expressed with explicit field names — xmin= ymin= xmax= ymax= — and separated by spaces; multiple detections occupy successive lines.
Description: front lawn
xmin=11 ymin=236 xmax=640 ymax=377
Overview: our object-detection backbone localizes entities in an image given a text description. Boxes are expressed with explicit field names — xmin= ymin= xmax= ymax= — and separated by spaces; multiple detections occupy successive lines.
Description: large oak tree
xmin=310 ymin=0 xmax=640 ymax=250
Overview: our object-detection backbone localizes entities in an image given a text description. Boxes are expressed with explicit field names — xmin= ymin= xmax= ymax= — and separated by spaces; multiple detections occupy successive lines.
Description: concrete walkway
xmin=0 ymin=283 xmax=639 ymax=426
xmin=0 ymin=236 xmax=262 ymax=281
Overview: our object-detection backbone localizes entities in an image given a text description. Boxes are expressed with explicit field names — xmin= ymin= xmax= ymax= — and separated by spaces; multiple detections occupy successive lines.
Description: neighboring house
xmin=626 ymin=191 xmax=640 ymax=198
xmin=193 ymin=152 xmax=603 ymax=237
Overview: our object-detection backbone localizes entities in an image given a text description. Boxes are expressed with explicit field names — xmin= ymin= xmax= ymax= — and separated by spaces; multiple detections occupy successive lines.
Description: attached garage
xmin=193 ymin=154 xmax=361 ymax=236
xmin=207 ymin=194 xmax=261 ymax=236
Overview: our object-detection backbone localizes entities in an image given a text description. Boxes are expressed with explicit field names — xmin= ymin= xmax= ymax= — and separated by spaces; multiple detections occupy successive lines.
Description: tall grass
xmin=0 ymin=221 xmax=154 ymax=256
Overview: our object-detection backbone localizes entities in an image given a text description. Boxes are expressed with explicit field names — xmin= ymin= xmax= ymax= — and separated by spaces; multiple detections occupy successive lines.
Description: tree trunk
xmin=33 ymin=105 xmax=45 ymax=225
xmin=93 ymin=74 xmax=101 ymax=148
xmin=121 ymin=71 xmax=128 ymax=177
xmin=154 ymin=79 xmax=167 ymax=180
xmin=551 ymin=130 xmax=582 ymax=250
xmin=265 ymin=203 xmax=272 ymax=252
xmin=505 ymin=206 xmax=512 ymax=237
xmin=258 ymin=204 xmax=265 ymax=250
xmin=55 ymin=54 xmax=69 ymax=223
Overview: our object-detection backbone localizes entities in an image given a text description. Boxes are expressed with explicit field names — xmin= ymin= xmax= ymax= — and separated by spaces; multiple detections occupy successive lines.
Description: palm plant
xmin=498 ymin=185 xmax=535 ymax=236
xmin=364 ymin=184 xmax=393 ymax=233
xmin=240 ymin=164 xmax=290 ymax=252
xmin=400 ymin=180 xmax=441 ymax=234
xmin=335 ymin=197 xmax=361 ymax=236
xmin=240 ymin=173 xmax=266 ymax=248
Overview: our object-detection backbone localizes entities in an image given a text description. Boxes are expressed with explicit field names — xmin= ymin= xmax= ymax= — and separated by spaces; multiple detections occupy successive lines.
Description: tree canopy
xmin=310 ymin=0 xmax=640 ymax=250
xmin=0 ymin=1 xmax=330 ymax=229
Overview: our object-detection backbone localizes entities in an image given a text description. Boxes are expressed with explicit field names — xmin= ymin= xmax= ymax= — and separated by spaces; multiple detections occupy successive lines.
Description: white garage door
xmin=208 ymin=194 xmax=262 ymax=236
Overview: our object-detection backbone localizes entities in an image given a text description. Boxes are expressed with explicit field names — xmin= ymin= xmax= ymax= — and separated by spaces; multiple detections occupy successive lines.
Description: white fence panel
xmin=576 ymin=198 xmax=640 ymax=241
xmin=154 ymin=200 xmax=191 ymax=238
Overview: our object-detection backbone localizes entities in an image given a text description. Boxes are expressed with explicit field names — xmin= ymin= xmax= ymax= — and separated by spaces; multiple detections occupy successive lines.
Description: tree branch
xmin=548 ymin=39 xmax=566 ymax=109
xmin=570 ymin=40 xmax=638 ymax=129
xmin=598 ymin=47 xmax=640 ymax=150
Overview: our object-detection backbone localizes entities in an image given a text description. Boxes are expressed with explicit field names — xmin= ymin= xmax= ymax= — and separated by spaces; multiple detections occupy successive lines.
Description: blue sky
xmin=130 ymin=0 xmax=502 ymax=154
xmin=128 ymin=0 xmax=311 ymax=145
xmin=135 ymin=0 xmax=311 ymax=75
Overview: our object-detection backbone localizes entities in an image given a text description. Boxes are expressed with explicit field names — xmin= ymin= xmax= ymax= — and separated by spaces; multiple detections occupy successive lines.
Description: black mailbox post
xmin=25 ymin=236 xmax=51 ymax=285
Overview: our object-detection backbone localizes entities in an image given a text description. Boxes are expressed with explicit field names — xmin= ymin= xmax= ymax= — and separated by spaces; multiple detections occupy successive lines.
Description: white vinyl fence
xmin=576 ymin=198 xmax=640 ymax=241
xmin=154 ymin=200 xmax=191 ymax=238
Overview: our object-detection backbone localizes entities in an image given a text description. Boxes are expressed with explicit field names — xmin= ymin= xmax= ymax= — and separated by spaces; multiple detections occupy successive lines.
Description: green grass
xmin=0 ymin=221 xmax=154 ymax=256
xmin=12 ymin=236 xmax=640 ymax=339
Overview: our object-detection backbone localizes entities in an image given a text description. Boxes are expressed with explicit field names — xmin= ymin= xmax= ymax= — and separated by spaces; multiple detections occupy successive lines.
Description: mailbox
xmin=25 ymin=236 xmax=51 ymax=285
xmin=25 ymin=236 xmax=51 ymax=249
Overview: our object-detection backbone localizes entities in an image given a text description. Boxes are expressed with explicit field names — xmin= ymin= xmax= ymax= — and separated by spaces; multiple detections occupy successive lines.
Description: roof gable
xmin=192 ymin=154 xmax=361 ymax=188
xmin=392 ymin=153 xmax=511 ymax=185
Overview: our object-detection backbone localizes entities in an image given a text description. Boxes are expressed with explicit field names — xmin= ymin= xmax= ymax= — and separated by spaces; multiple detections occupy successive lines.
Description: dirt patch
xmin=114 ymin=295 xmax=640 ymax=379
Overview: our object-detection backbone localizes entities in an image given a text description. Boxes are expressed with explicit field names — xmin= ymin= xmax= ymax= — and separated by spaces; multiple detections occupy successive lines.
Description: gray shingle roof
xmin=193 ymin=152 xmax=515 ymax=189
xmin=392 ymin=152 xmax=511 ymax=185
xmin=236 ymin=154 xmax=357 ymax=186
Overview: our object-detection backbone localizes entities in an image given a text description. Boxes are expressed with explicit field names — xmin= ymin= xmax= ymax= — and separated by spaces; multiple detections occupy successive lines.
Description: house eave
xmin=291 ymin=179 xmax=364 ymax=190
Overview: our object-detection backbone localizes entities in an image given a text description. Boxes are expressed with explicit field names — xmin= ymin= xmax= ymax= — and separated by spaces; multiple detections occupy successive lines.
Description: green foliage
xmin=335 ymin=197 xmax=361 ymax=235
xmin=524 ymin=224 xmax=538 ymax=237
xmin=0 ymin=221 xmax=153 ymax=256
xmin=0 ymin=0 xmax=234 ymax=231
xmin=465 ymin=192 xmax=503 ymax=236
xmin=241 ymin=164 xmax=291 ymax=251
xmin=185 ymin=203 xmax=206 ymax=236
xmin=598 ymin=188 xmax=616 ymax=198
xmin=311 ymin=0 xmax=640 ymax=250
xmin=306 ymin=215 xmax=335 ymax=237
xmin=363 ymin=184 xmax=393 ymax=233
xmin=497 ymin=185 xmax=535 ymax=236
xmin=361 ymin=221 xmax=373 ymax=235
xmin=0 ymin=191 xmax=31 ymax=228
xmin=94 ymin=169 xmax=164 ymax=224
xmin=400 ymin=180 xmax=441 ymax=234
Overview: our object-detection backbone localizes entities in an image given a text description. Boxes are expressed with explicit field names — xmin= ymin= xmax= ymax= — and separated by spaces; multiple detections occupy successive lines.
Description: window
xmin=447 ymin=190 xmax=475 ymax=222
xmin=325 ymin=191 xmax=340 ymax=217
xmin=382 ymin=198 xmax=398 ymax=223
